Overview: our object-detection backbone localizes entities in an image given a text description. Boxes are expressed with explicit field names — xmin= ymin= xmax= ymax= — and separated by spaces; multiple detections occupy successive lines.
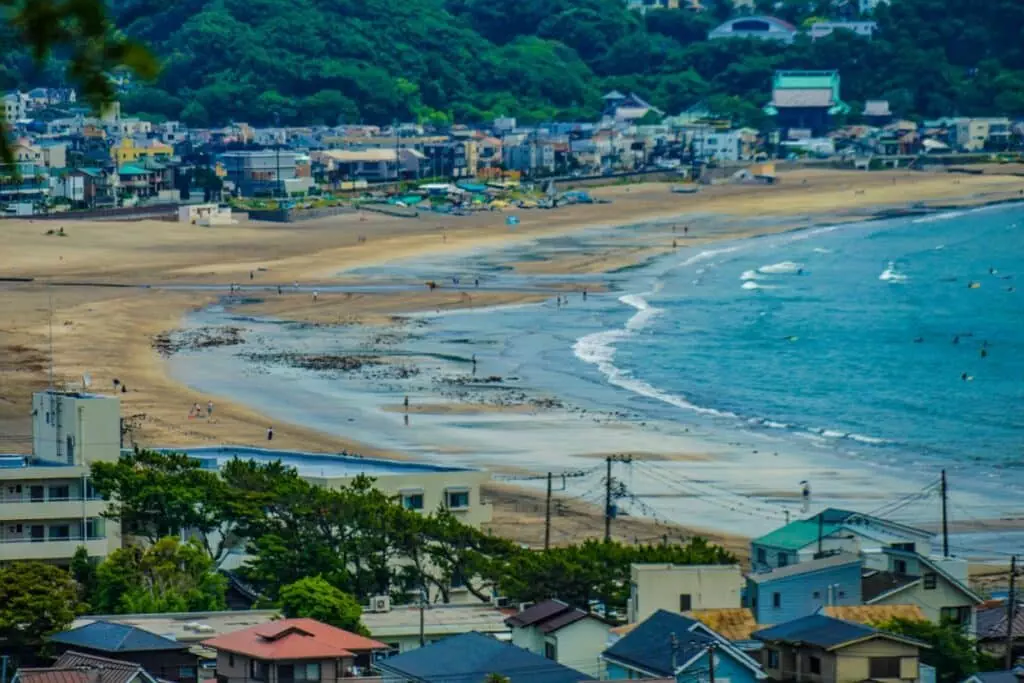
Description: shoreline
xmin=3 ymin=169 xmax=1024 ymax=551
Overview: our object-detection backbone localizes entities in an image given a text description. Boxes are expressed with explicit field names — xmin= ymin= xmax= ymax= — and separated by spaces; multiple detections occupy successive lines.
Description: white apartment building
xmin=0 ymin=390 xmax=122 ymax=564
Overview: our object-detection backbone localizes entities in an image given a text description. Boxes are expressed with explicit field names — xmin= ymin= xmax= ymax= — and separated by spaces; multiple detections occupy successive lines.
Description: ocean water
xmin=576 ymin=205 xmax=1024 ymax=474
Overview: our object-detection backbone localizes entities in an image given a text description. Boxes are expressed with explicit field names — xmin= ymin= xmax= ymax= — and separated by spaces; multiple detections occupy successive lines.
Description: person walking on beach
xmin=207 ymin=400 xmax=214 ymax=418
xmin=277 ymin=285 xmax=282 ymax=295
xmin=312 ymin=290 xmax=319 ymax=303
xmin=267 ymin=426 xmax=274 ymax=441
xmin=684 ymin=225 xmax=689 ymax=236
xmin=250 ymin=270 xmax=254 ymax=280
xmin=582 ymin=288 xmax=587 ymax=301
xmin=471 ymin=354 xmax=477 ymax=375
xmin=404 ymin=395 xmax=410 ymax=412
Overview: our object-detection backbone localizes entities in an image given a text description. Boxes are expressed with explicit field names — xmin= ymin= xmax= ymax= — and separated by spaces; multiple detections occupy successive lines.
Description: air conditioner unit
xmin=491 ymin=596 xmax=509 ymax=608
xmin=370 ymin=595 xmax=391 ymax=613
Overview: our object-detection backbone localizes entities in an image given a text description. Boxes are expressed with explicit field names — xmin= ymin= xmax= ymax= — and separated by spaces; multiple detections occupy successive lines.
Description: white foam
xmin=821 ymin=429 xmax=848 ymax=439
xmin=813 ymin=247 xmax=833 ymax=254
xmin=758 ymin=261 xmax=802 ymax=274
xmin=741 ymin=281 xmax=762 ymax=290
xmin=879 ymin=261 xmax=908 ymax=283
xmin=912 ymin=210 xmax=967 ymax=224
xmin=740 ymin=270 xmax=760 ymax=281
xmin=848 ymin=433 xmax=890 ymax=445
xmin=572 ymin=293 xmax=736 ymax=419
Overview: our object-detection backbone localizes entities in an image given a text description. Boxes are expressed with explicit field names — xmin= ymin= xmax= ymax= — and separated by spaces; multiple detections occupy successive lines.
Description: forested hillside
xmin=3 ymin=0 xmax=1024 ymax=126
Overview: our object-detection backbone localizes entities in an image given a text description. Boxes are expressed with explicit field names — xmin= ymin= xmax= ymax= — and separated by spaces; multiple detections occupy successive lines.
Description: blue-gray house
xmin=603 ymin=610 xmax=765 ymax=683
xmin=746 ymin=553 xmax=863 ymax=624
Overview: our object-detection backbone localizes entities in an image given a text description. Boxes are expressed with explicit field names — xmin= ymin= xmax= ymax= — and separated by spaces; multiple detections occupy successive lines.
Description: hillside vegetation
xmin=4 ymin=0 xmax=1024 ymax=126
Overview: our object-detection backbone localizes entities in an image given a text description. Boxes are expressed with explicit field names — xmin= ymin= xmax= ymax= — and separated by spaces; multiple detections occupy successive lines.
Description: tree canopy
xmin=278 ymin=576 xmax=369 ymax=635
xmin=91 ymin=450 xmax=736 ymax=619
xmin=0 ymin=562 xmax=81 ymax=663
xmin=5 ymin=0 xmax=1023 ymax=129
xmin=875 ymin=618 xmax=1001 ymax=683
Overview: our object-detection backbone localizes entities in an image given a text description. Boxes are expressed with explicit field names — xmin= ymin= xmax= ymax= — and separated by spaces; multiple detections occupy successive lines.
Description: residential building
xmin=112 ymin=138 xmax=174 ymax=165
xmin=764 ymin=71 xmax=850 ymax=138
xmin=708 ymin=16 xmax=798 ymax=43
xmin=312 ymin=149 xmax=423 ymax=183
xmin=49 ymin=621 xmax=200 ymax=683
xmin=203 ymin=618 xmax=388 ymax=683
xmin=626 ymin=0 xmax=681 ymax=13
xmin=952 ymin=118 xmax=1013 ymax=152
xmin=688 ymin=608 xmax=761 ymax=644
xmin=808 ymin=21 xmax=877 ymax=40
xmin=862 ymin=549 xmax=982 ymax=632
xmin=747 ymin=553 xmax=863 ymax=624
xmin=502 ymin=138 xmax=556 ymax=175
xmin=421 ymin=140 xmax=477 ymax=179
xmin=0 ymin=390 xmax=121 ymax=564
xmin=963 ymin=666 xmax=1024 ymax=683
xmin=603 ymin=610 xmax=765 ymax=683
xmin=218 ymin=150 xmax=310 ymax=197
xmin=823 ymin=604 xmax=927 ymax=625
xmin=4 ymin=91 xmax=28 ymax=122
xmin=601 ymin=91 xmax=664 ymax=124
xmin=692 ymin=130 xmax=753 ymax=161
xmin=629 ymin=564 xmax=743 ymax=623
xmin=375 ymin=632 xmax=595 ymax=683
xmin=14 ymin=651 xmax=159 ymax=683
xmin=750 ymin=508 xmax=933 ymax=570
xmin=753 ymin=613 xmax=929 ymax=683
xmin=505 ymin=599 xmax=610 ymax=672
xmin=118 ymin=164 xmax=157 ymax=200
xmin=70 ymin=604 xmax=514 ymax=658
xmin=975 ymin=600 xmax=1024 ymax=661
xmin=864 ymin=100 xmax=893 ymax=126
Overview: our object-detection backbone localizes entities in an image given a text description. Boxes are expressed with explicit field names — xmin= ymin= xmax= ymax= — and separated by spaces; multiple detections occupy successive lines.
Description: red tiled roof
xmin=17 ymin=669 xmax=97 ymax=683
xmin=202 ymin=618 xmax=387 ymax=661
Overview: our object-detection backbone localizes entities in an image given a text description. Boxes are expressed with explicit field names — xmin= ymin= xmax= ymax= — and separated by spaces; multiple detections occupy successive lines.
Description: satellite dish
xmin=82 ymin=373 xmax=92 ymax=389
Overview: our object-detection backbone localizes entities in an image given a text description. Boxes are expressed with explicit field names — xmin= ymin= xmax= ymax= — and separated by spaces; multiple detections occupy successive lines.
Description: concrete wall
xmin=32 ymin=391 xmax=121 ymax=466
xmin=630 ymin=564 xmax=743 ymax=623
xmin=836 ymin=638 xmax=919 ymax=683
xmin=549 ymin=618 xmax=610 ymax=676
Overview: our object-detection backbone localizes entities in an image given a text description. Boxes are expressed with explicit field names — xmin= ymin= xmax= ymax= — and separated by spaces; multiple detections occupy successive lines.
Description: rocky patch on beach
xmin=244 ymin=352 xmax=381 ymax=372
xmin=153 ymin=326 xmax=244 ymax=356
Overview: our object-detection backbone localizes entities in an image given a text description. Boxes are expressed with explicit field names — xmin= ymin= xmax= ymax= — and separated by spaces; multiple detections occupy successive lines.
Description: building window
xmin=869 ymin=657 xmax=901 ymax=678
xmin=544 ymin=642 xmax=557 ymax=660
xmin=48 ymin=524 xmax=70 ymax=540
xmin=778 ymin=554 xmax=789 ymax=567
xmin=940 ymin=606 xmax=972 ymax=626
xmin=756 ymin=548 xmax=767 ymax=564
xmin=178 ymin=667 xmax=196 ymax=680
xmin=445 ymin=489 xmax=470 ymax=510
xmin=894 ymin=559 xmax=908 ymax=574
xmin=86 ymin=518 xmax=104 ymax=539
xmin=679 ymin=593 xmax=692 ymax=612
xmin=402 ymin=493 xmax=424 ymax=511
xmin=923 ymin=572 xmax=937 ymax=589
xmin=812 ymin=591 xmax=821 ymax=599
xmin=228 ymin=654 xmax=234 ymax=668
xmin=772 ymin=592 xmax=781 ymax=608
xmin=767 ymin=650 xmax=780 ymax=668
xmin=48 ymin=484 xmax=70 ymax=501
xmin=450 ymin=568 xmax=466 ymax=589
xmin=296 ymin=663 xmax=320 ymax=681
xmin=250 ymin=660 xmax=265 ymax=681
xmin=808 ymin=656 xmax=821 ymax=674
xmin=892 ymin=542 xmax=915 ymax=552
xmin=30 ymin=485 xmax=44 ymax=502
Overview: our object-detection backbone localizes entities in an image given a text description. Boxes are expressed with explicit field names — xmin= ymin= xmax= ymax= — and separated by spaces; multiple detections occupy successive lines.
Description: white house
xmin=808 ymin=20 xmax=878 ymax=40
xmin=505 ymin=599 xmax=611 ymax=675
xmin=629 ymin=563 xmax=743 ymax=623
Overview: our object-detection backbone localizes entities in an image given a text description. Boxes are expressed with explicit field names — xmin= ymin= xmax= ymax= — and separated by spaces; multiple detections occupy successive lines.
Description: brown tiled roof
xmin=16 ymin=669 xmax=97 ymax=683
xmin=824 ymin=604 xmax=926 ymax=625
xmin=505 ymin=599 xmax=573 ymax=628
xmin=689 ymin=608 xmax=759 ymax=641
xmin=202 ymin=618 xmax=386 ymax=661
xmin=771 ymin=89 xmax=835 ymax=108
xmin=18 ymin=651 xmax=149 ymax=683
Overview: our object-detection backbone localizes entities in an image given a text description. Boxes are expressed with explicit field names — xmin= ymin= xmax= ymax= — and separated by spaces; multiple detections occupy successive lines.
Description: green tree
xmin=874 ymin=618 xmax=1000 ymax=683
xmin=0 ymin=0 xmax=156 ymax=162
xmin=0 ymin=562 xmax=81 ymax=662
xmin=91 ymin=449 xmax=236 ymax=562
xmin=93 ymin=537 xmax=227 ymax=614
xmin=278 ymin=576 xmax=369 ymax=635
xmin=70 ymin=545 xmax=99 ymax=608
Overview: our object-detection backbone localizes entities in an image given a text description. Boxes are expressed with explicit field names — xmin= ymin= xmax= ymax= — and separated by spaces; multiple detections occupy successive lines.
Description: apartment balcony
xmin=0 ymin=536 xmax=110 ymax=562
xmin=0 ymin=497 xmax=106 ymax=522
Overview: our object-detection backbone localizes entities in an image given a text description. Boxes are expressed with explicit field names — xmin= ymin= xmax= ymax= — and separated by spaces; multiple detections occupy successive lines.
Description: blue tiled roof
xmin=375 ymin=632 xmax=593 ymax=683
xmin=752 ymin=614 xmax=879 ymax=649
xmin=604 ymin=610 xmax=708 ymax=677
xmin=49 ymin=621 xmax=188 ymax=652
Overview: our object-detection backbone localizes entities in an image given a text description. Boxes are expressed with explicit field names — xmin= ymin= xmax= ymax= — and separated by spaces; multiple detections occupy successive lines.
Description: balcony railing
xmin=0 ymin=495 xmax=103 ymax=504
xmin=0 ymin=535 xmax=106 ymax=544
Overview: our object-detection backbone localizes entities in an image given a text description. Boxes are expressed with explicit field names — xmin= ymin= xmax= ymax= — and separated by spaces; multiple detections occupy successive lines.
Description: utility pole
xmin=1007 ymin=554 xmax=1018 ymax=669
xmin=817 ymin=512 xmax=824 ymax=556
xmin=670 ymin=633 xmax=678 ymax=673
xmin=604 ymin=454 xmax=633 ymax=542
xmin=708 ymin=643 xmax=717 ymax=683
xmin=940 ymin=469 xmax=949 ymax=557
xmin=418 ymin=585 xmax=426 ymax=647
xmin=544 ymin=472 xmax=553 ymax=551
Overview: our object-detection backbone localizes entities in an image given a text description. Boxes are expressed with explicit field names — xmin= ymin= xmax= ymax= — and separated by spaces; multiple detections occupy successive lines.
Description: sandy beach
xmin=4 ymin=167 xmax=1024 ymax=553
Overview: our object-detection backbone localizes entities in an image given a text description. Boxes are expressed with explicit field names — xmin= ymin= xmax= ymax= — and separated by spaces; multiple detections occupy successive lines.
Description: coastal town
xmin=2 ymin=0 xmax=1024 ymax=680
xmin=3 ymin=72 xmax=1024 ymax=217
